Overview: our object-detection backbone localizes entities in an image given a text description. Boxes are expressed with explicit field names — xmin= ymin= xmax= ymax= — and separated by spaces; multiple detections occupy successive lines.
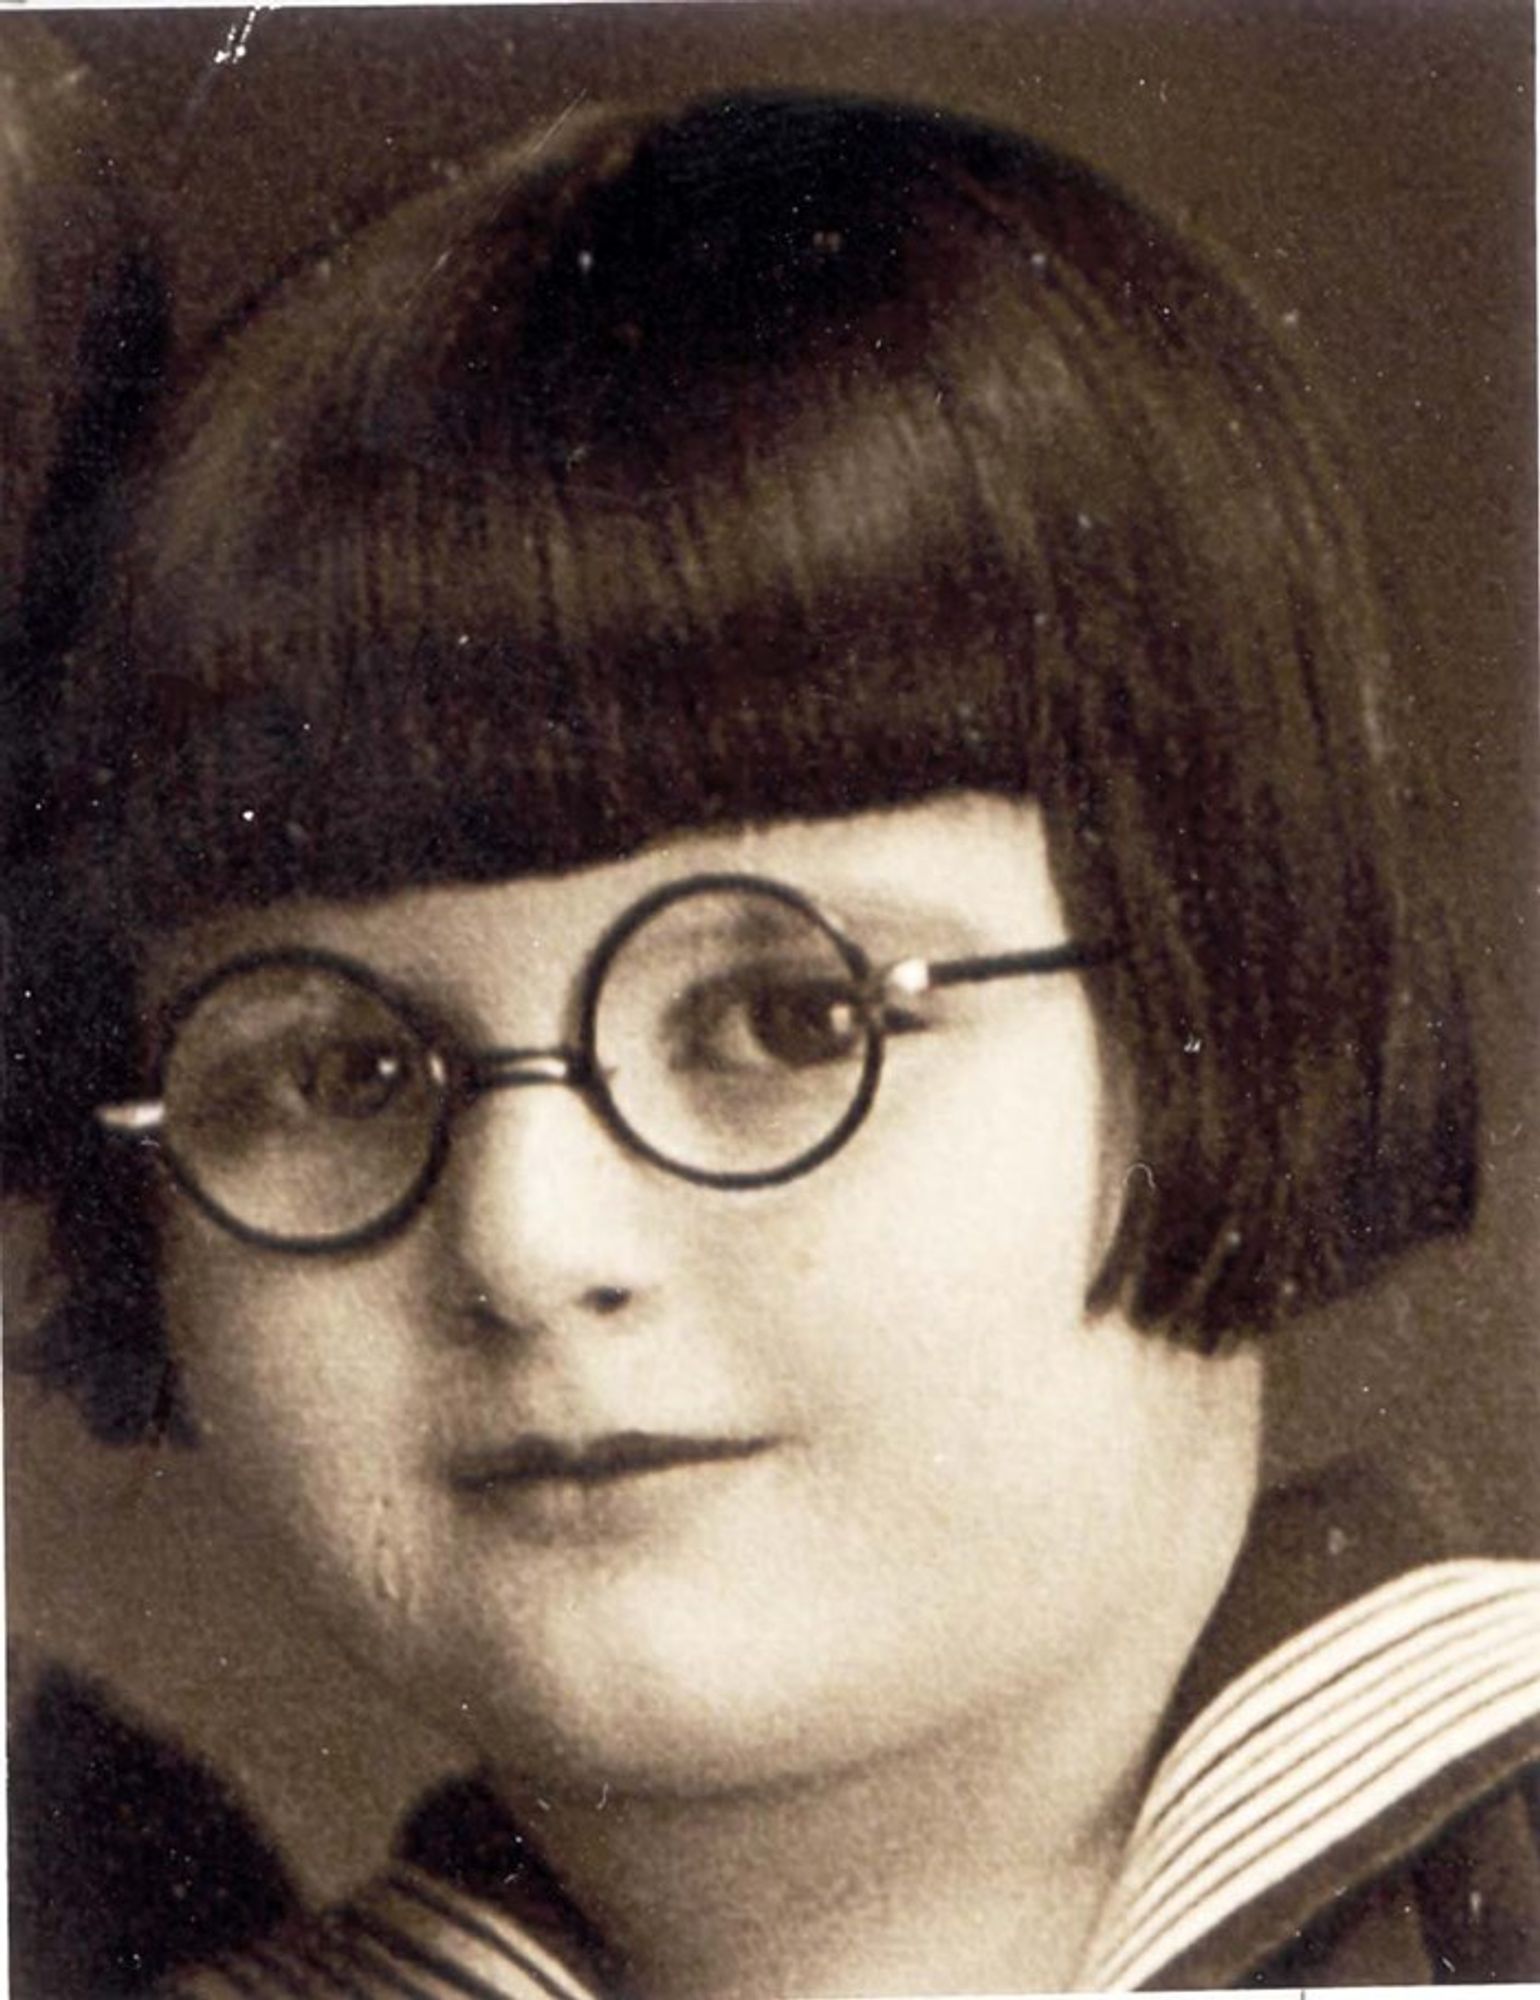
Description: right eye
xmin=297 ymin=1036 xmax=416 ymax=1120
xmin=162 ymin=962 xmax=435 ymax=1157
xmin=172 ymin=1031 xmax=423 ymax=1147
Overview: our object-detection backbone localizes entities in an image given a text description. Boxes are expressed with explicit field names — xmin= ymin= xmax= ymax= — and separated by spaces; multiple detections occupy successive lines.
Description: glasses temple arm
xmin=887 ymin=941 xmax=1114 ymax=996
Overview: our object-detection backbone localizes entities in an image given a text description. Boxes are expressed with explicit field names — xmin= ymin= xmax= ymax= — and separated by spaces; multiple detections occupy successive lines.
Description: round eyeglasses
xmin=96 ymin=872 xmax=1111 ymax=1254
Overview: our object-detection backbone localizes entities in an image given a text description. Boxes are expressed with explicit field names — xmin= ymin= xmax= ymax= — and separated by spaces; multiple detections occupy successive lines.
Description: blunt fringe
xmin=14 ymin=93 xmax=1477 ymax=1442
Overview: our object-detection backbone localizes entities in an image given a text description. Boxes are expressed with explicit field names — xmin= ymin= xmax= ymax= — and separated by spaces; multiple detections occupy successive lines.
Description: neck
xmin=494 ymin=1345 xmax=1262 ymax=1999
xmin=518 ymin=1704 xmax=1138 ymax=1997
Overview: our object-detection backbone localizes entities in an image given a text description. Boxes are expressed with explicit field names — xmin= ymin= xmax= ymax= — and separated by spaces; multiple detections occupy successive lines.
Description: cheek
xmin=666 ymin=1016 xmax=1159 ymax=1726
xmin=716 ymin=1003 xmax=1115 ymax=1573
xmin=161 ymin=1224 xmax=439 ymax=1614
xmin=766 ymin=1010 xmax=1106 ymax=1389
xmin=768 ymin=1000 xmax=1128 ymax=1528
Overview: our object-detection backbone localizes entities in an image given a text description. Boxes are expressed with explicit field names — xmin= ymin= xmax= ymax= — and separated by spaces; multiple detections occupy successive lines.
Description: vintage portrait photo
xmin=4 ymin=4 xmax=1537 ymax=1994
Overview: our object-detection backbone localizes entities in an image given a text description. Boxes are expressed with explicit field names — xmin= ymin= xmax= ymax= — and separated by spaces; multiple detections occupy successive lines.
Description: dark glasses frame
xmin=96 ymin=871 xmax=1112 ymax=1254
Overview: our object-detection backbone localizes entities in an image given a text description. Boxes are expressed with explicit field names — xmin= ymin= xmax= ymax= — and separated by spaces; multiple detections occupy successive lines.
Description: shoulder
xmin=1082 ymin=1461 xmax=1540 ymax=1988
xmin=10 ymin=1666 xmax=295 ymax=1998
xmin=1255 ymin=1760 xmax=1540 ymax=1985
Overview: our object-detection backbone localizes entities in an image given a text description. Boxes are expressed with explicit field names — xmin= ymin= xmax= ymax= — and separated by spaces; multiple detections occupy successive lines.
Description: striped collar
xmin=169 ymin=1862 xmax=608 ymax=1998
xmin=168 ymin=1471 xmax=1540 ymax=1997
xmin=1078 ymin=1554 xmax=1540 ymax=1988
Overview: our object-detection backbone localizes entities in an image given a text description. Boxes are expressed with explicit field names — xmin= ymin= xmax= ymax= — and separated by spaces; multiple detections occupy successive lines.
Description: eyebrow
xmin=808 ymin=886 xmax=1040 ymax=960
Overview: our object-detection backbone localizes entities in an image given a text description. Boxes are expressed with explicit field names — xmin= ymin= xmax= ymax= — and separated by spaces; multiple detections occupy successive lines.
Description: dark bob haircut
xmin=15 ymin=92 xmax=1475 ymax=1443
xmin=2 ymin=26 xmax=165 ymax=849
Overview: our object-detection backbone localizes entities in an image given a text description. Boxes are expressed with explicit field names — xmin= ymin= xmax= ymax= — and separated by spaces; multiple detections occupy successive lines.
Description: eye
xmin=297 ymin=1035 xmax=418 ymax=1119
xmin=163 ymin=961 xmax=438 ymax=1160
xmin=667 ymin=966 xmax=869 ymax=1074
xmin=186 ymin=1030 xmax=425 ymax=1144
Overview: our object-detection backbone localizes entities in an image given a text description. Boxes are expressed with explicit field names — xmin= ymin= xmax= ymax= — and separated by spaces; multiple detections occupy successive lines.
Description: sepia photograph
xmin=3 ymin=4 xmax=1538 ymax=1995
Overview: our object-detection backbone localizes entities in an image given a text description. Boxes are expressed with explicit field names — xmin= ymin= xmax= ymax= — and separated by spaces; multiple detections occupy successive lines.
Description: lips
xmin=448 ymin=1430 xmax=775 ymax=1497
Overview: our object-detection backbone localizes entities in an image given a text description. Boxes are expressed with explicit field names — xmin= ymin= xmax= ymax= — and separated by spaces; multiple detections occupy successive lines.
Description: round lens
xmin=160 ymin=957 xmax=442 ymax=1246
xmin=588 ymin=882 xmax=878 ymax=1182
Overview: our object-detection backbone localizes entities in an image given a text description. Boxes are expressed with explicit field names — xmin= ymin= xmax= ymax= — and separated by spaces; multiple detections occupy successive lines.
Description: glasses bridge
xmin=459 ymin=1049 xmax=587 ymax=1094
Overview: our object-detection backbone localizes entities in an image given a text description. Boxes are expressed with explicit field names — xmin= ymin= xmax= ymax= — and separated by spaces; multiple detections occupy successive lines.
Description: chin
xmin=480 ymin=1711 xmax=889 ymax=1810
xmin=441 ymin=1677 xmax=826 ymax=1802
xmin=446 ymin=1629 xmax=1016 ymax=1814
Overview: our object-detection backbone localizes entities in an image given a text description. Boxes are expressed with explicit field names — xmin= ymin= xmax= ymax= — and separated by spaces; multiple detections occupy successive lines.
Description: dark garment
xmin=8 ymin=1666 xmax=296 ymax=1999
xmin=47 ymin=1461 xmax=1540 ymax=1994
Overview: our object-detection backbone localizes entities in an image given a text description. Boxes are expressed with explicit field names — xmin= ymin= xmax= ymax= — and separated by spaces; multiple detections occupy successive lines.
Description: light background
xmin=6 ymin=0 xmax=1536 ymax=1902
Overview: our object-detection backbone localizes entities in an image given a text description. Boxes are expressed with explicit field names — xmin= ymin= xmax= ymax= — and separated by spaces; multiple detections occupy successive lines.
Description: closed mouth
xmin=448 ymin=1431 xmax=774 ymax=1495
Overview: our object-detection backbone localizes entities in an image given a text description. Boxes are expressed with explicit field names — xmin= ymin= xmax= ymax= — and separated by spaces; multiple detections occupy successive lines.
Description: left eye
xmin=667 ymin=970 xmax=869 ymax=1074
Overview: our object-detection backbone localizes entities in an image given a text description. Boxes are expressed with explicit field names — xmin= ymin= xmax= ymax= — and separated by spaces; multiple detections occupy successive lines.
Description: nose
xmin=424 ymin=1067 xmax=662 ymax=1339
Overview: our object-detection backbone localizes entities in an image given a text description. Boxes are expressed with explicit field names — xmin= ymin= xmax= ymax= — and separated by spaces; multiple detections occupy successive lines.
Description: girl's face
xmin=153 ymin=793 xmax=1231 ymax=1797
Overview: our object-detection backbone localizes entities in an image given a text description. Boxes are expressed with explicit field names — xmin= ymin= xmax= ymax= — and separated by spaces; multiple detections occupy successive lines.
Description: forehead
xmin=142 ymin=793 xmax=1068 ymax=1009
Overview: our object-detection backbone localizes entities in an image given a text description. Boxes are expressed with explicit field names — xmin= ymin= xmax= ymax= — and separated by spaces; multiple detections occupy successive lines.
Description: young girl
xmin=19 ymin=93 xmax=1540 ymax=1994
